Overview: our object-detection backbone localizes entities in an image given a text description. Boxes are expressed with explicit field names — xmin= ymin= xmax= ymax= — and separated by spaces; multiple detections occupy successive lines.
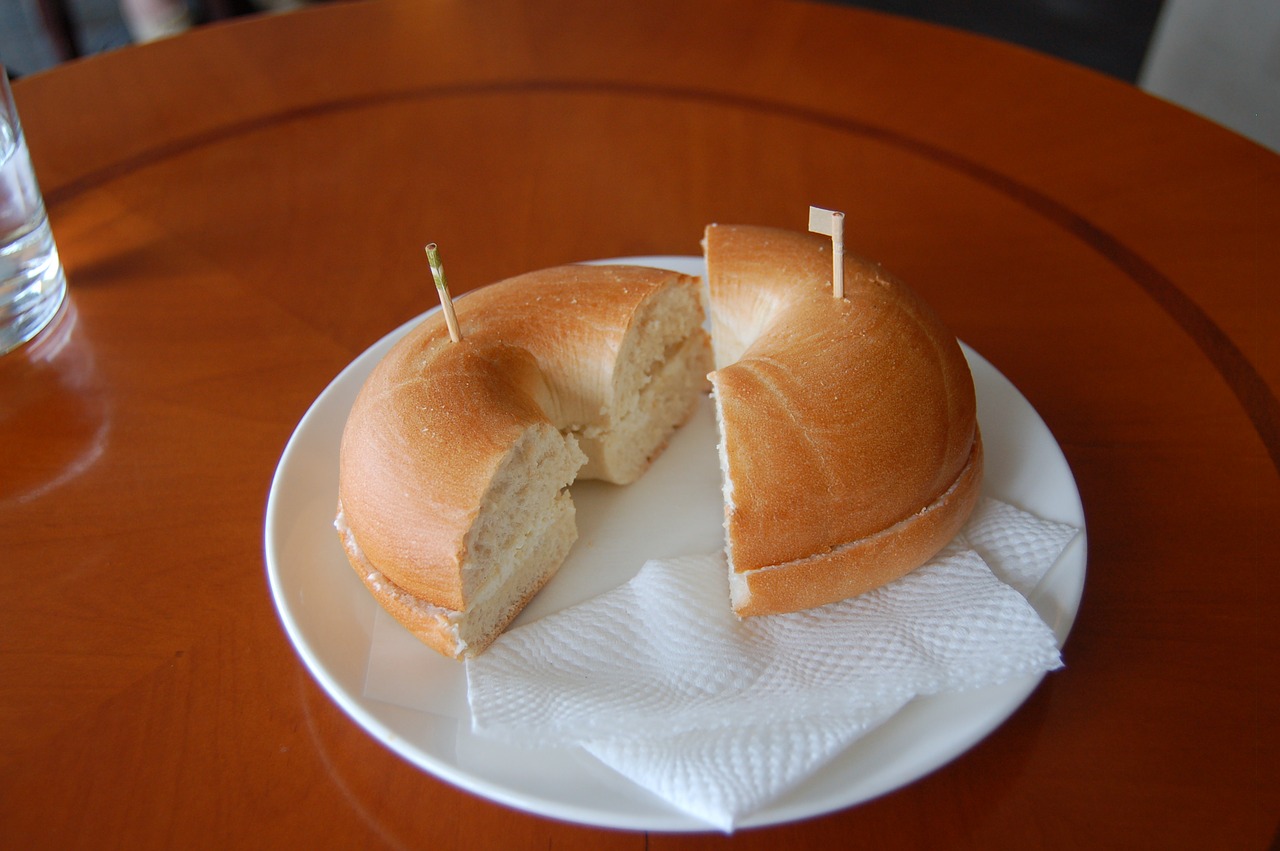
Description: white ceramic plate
xmin=264 ymin=256 xmax=1086 ymax=832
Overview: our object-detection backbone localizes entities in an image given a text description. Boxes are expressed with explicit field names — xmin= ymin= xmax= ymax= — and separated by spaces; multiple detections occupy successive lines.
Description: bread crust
xmin=336 ymin=265 xmax=707 ymax=651
xmin=338 ymin=340 xmax=554 ymax=608
xmin=339 ymin=230 xmax=982 ymax=645
xmin=338 ymin=508 xmax=464 ymax=658
xmin=336 ymin=503 xmax=572 ymax=659
xmin=705 ymin=223 xmax=982 ymax=615
xmin=730 ymin=436 xmax=983 ymax=616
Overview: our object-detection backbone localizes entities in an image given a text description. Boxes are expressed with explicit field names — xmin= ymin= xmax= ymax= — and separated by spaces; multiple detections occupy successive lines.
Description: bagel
xmin=335 ymin=225 xmax=982 ymax=659
xmin=704 ymin=223 xmax=983 ymax=616
xmin=336 ymin=265 xmax=713 ymax=658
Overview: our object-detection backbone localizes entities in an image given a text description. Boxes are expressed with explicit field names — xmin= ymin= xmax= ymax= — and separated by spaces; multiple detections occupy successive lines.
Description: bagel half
xmin=337 ymin=226 xmax=983 ymax=657
xmin=336 ymin=265 xmax=712 ymax=658
xmin=704 ymin=223 xmax=983 ymax=616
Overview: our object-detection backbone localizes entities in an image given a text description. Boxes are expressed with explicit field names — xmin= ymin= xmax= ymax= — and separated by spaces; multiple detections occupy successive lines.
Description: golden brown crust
xmin=338 ymin=340 xmax=552 ymax=608
xmin=336 ymin=265 xmax=702 ymax=636
xmin=340 ymin=232 xmax=982 ymax=639
xmin=705 ymin=223 xmax=982 ymax=615
xmin=338 ymin=502 xmax=568 ymax=660
xmin=340 ymin=518 xmax=463 ymax=658
xmin=731 ymin=435 xmax=983 ymax=616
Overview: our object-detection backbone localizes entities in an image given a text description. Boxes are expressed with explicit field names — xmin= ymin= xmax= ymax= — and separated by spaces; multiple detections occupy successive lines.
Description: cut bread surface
xmin=703 ymin=224 xmax=982 ymax=616
xmin=336 ymin=227 xmax=983 ymax=657
xmin=336 ymin=265 xmax=711 ymax=658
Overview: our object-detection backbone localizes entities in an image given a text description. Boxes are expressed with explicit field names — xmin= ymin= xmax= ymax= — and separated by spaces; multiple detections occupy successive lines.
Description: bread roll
xmin=704 ymin=223 xmax=983 ymax=616
xmin=336 ymin=265 xmax=712 ymax=658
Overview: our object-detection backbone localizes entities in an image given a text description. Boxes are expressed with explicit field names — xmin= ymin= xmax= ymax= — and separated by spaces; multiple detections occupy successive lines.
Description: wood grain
xmin=1 ymin=1 xmax=1275 ymax=847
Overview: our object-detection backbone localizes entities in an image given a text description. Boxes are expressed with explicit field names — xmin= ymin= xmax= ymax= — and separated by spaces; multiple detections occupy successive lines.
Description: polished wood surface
xmin=2 ymin=1 xmax=1276 ymax=846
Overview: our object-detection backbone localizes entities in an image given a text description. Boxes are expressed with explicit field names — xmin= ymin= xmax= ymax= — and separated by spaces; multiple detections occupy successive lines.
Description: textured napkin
xmin=465 ymin=498 xmax=1079 ymax=831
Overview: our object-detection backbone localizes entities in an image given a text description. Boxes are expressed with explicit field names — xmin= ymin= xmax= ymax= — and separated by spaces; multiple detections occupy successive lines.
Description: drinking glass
xmin=0 ymin=71 xmax=66 ymax=356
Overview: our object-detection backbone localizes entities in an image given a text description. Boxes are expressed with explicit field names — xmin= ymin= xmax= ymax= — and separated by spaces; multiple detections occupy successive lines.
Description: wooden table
xmin=3 ymin=1 xmax=1276 ymax=846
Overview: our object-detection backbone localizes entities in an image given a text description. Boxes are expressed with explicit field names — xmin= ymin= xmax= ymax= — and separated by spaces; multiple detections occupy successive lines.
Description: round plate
xmin=264 ymin=255 xmax=1086 ymax=831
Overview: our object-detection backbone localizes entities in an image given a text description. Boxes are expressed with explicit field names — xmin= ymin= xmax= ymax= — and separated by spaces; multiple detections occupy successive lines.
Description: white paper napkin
xmin=465 ymin=498 xmax=1079 ymax=831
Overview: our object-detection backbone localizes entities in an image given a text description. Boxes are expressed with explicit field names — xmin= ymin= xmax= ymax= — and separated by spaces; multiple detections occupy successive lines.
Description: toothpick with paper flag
xmin=808 ymin=206 xmax=845 ymax=298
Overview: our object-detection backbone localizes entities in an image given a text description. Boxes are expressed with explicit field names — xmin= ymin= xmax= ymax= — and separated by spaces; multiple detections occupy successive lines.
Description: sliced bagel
xmin=704 ymin=223 xmax=983 ymax=616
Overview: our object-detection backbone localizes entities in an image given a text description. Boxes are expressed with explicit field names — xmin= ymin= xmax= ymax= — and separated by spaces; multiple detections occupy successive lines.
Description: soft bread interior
xmin=711 ymin=386 xmax=738 ymax=576
xmin=337 ymin=508 xmax=580 ymax=660
xmin=337 ymin=269 xmax=711 ymax=659
xmin=459 ymin=424 xmax=587 ymax=652
xmin=574 ymin=279 xmax=712 ymax=484
xmin=447 ymin=282 xmax=709 ymax=653
xmin=339 ymin=423 xmax=585 ymax=659
xmin=341 ymin=237 xmax=978 ymax=649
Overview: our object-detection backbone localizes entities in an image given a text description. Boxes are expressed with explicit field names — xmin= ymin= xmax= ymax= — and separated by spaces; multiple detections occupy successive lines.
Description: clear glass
xmin=0 ymin=72 xmax=66 ymax=356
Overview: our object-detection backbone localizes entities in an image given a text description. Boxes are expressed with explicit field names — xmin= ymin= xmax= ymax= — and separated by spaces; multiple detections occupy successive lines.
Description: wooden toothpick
xmin=808 ymin=206 xmax=845 ymax=299
xmin=425 ymin=243 xmax=462 ymax=342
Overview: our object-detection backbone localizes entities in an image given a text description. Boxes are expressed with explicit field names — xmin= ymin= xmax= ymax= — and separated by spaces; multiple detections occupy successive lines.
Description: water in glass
xmin=0 ymin=103 xmax=66 ymax=355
